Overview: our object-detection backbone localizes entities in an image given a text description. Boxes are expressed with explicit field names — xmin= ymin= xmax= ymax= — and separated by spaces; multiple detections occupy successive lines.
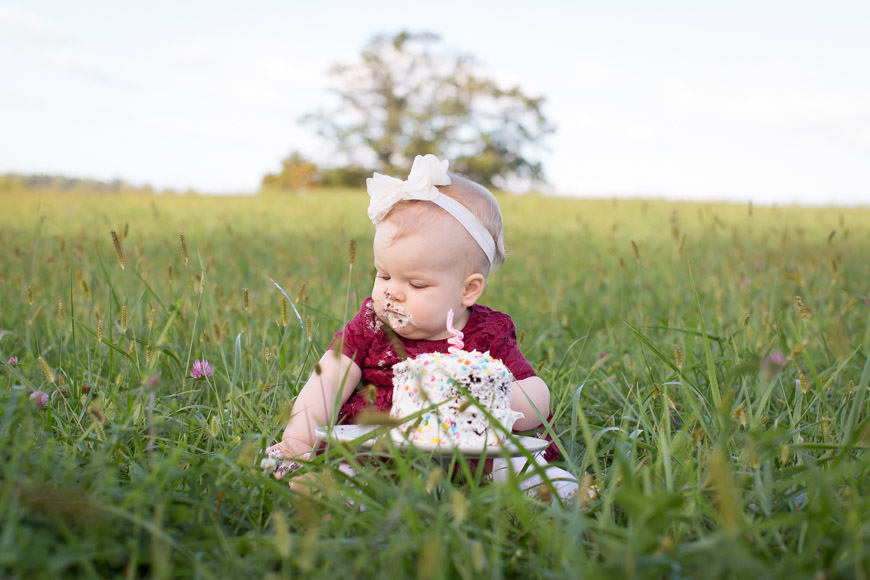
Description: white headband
xmin=366 ymin=154 xmax=496 ymax=267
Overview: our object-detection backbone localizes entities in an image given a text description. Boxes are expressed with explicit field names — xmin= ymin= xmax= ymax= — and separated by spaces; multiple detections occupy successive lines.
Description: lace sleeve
xmin=475 ymin=310 xmax=536 ymax=380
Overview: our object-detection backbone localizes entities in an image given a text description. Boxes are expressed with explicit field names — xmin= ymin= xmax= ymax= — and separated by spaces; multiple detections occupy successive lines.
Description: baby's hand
xmin=266 ymin=436 xmax=313 ymax=458
xmin=265 ymin=440 xmax=299 ymax=458
xmin=263 ymin=441 xmax=312 ymax=480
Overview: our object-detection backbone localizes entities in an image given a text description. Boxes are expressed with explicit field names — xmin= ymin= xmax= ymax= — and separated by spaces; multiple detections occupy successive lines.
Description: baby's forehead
xmin=375 ymin=214 xmax=474 ymax=262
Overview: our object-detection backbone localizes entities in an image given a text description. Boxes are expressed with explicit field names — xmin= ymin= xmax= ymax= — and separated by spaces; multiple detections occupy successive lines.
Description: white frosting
xmin=390 ymin=350 xmax=523 ymax=447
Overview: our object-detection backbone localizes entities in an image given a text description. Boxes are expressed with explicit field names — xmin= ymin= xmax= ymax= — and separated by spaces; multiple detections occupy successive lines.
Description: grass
xmin=1 ymin=190 xmax=869 ymax=579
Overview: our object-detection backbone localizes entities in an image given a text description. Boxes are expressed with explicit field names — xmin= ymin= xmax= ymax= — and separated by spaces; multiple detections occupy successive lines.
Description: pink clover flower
xmin=190 ymin=359 xmax=214 ymax=379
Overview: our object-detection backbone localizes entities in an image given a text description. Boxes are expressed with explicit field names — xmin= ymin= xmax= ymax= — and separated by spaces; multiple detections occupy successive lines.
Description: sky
xmin=1 ymin=1 xmax=868 ymax=206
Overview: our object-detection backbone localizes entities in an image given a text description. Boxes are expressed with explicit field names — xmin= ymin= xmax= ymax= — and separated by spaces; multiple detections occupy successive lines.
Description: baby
xmin=267 ymin=155 xmax=578 ymax=501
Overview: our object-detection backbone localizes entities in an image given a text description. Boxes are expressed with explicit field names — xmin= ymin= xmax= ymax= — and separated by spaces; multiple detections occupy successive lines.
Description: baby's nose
xmin=386 ymin=286 xmax=404 ymax=301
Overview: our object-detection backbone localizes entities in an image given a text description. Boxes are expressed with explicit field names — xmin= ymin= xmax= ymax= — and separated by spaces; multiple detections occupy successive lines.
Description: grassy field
xmin=1 ymin=190 xmax=869 ymax=579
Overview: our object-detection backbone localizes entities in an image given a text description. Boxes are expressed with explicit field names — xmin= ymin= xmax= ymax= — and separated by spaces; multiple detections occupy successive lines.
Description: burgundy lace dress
xmin=331 ymin=298 xmax=559 ymax=461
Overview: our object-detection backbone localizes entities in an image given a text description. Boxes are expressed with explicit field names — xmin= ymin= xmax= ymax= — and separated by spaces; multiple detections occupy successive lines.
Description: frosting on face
xmin=378 ymin=288 xmax=417 ymax=330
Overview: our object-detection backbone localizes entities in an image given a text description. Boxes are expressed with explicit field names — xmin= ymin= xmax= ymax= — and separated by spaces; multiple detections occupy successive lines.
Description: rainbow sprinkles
xmin=389 ymin=310 xmax=523 ymax=448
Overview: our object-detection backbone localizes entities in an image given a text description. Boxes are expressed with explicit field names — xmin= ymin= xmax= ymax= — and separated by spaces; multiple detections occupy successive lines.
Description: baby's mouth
xmin=379 ymin=290 xmax=415 ymax=329
xmin=378 ymin=301 xmax=414 ymax=329
xmin=381 ymin=309 xmax=413 ymax=329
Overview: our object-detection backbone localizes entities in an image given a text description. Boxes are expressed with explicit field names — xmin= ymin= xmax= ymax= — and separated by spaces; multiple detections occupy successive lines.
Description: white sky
xmin=1 ymin=1 xmax=868 ymax=206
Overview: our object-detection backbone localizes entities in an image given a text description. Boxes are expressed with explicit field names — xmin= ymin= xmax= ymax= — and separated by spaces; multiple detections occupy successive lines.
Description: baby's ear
xmin=461 ymin=273 xmax=486 ymax=306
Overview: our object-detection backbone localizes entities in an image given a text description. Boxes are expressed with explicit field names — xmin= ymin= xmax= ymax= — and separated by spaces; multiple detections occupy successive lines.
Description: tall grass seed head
xmin=56 ymin=299 xmax=65 ymax=319
xmin=271 ymin=510 xmax=292 ymax=559
xmin=280 ymin=296 xmax=289 ymax=327
xmin=96 ymin=313 xmax=104 ymax=341
xmin=449 ymin=489 xmax=468 ymax=523
xmin=120 ymin=305 xmax=128 ymax=332
xmin=179 ymin=232 xmax=189 ymax=264
xmin=797 ymin=372 xmax=809 ymax=394
xmin=80 ymin=276 xmax=91 ymax=301
xmin=110 ymin=229 xmax=125 ymax=269
xmin=208 ymin=415 xmax=219 ymax=438
xmin=731 ymin=401 xmax=748 ymax=427
xmin=243 ymin=287 xmax=249 ymax=310
xmin=673 ymin=346 xmax=684 ymax=369
xmin=795 ymin=295 xmax=809 ymax=320
xmin=347 ymin=238 xmax=357 ymax=267
xmin=87 ymin=403 xmax=107 ymax=425
xmin=26 ymin=284 xmax=33 ymax=306
xmin=706 ymin=448 xmax=741 ymax=534
xmin=37 ymin=356 xmax=55 ymax=383
xmin=148 ymin=307 xmax=156 ymax=330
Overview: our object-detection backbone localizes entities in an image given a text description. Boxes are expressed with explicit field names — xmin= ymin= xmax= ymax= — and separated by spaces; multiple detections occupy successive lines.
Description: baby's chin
xmin=389 ymin=324 xmax=448 ymax=342
xmin=380 ymin=317 xmax=438 ymax=341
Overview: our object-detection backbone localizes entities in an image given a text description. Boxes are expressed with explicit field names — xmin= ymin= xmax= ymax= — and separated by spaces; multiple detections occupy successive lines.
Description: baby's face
xmin=371 ymin=215 xmax=475 ymax=341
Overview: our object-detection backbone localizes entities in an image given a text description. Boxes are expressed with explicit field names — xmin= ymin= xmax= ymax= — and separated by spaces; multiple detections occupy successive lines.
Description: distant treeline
xmin=260 ymin=152 xmax=368 ymax=191
xmin=0 ymin=174 xmax=186 ymax=194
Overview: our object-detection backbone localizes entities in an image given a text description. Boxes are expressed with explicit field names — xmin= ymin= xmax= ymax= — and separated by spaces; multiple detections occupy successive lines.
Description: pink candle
xmin=445 ymin=309 xmax=464 ymax=353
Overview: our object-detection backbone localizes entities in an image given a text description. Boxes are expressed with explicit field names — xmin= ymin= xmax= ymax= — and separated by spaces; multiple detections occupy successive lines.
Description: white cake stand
xmin=315 ymin=424 xmax=550 ymax=458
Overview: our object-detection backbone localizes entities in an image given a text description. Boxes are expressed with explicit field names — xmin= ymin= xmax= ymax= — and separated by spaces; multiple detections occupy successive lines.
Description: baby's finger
xmin=266 ymin=443 xmax=290 ymax=458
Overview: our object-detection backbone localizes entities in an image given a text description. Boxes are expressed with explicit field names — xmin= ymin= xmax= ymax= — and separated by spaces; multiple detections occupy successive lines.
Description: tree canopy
xmin=301 ymin=31 xmax=554 ymax=190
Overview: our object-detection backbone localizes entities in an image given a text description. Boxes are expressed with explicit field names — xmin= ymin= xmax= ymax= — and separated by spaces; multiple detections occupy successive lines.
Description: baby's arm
xmin=510 ymin=376 xmax=551 ymax=431
xmin=269 ymin=349 xmax=362 ymax=459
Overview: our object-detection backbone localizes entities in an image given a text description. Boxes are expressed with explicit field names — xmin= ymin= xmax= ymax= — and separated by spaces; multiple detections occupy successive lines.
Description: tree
xmin=260 ymin=152 xmax=371 ymax=191
xmin=302 ymin=31 xmax=554 ymax=190
xmin=261 ymin=151 xmax=321 ymax=190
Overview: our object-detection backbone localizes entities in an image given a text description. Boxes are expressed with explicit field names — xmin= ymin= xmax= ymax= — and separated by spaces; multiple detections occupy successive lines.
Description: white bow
xmin=366 ymin=154 xmax=451 ymax=224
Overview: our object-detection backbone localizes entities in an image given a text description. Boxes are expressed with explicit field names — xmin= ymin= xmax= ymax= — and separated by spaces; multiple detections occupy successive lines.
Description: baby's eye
xmin=409 ymin=282 xmax=428 ymax=289
xmin=376 ymin=273 xmax=390 ymax=281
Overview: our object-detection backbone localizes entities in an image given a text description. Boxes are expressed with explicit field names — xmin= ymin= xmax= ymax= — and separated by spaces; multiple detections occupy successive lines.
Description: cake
xmin=389 ymin=350 xmax=523 ymax=447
